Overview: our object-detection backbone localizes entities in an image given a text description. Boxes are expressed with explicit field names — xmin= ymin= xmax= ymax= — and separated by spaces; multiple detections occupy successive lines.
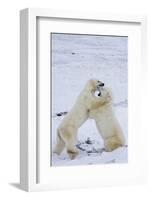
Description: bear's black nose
xmin=99 ymin=83 xmax=104 ymax=87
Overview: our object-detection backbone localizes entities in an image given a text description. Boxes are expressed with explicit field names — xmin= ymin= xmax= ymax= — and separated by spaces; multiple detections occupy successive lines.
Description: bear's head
xmin=96 ymin=86 xmax=113 ymax=102
xmin=83 ymin=79 xmax=112 ymax=111
xmin=85 ymin=79 xmax=104 ymax=93
xmin=88 ymin=86 xmax=113 ymax=111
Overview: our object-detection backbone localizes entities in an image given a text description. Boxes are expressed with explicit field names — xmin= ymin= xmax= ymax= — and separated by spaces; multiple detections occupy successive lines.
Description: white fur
xmin=89 ymin=87 xmax=125 ymax=152
xmin=53 ymin=79 xmax=104 ymax=159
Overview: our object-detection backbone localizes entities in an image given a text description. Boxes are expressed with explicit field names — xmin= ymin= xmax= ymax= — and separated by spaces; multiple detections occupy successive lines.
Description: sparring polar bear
xmin=89 ymin=87 xmax=125 ymax=152
xmin=53 ymin=79 xmax=105 ymax=159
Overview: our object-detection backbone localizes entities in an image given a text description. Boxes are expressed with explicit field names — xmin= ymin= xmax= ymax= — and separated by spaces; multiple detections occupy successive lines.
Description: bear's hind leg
xmin=61 ymin=127 xmax=79 ymax=160
xmin=53 ymin=129 xmax=65 ymax=155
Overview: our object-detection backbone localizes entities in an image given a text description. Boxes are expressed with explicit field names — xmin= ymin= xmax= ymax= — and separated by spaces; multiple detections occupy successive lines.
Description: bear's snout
xmin=98 ymin=83 xmax=104 ymax=87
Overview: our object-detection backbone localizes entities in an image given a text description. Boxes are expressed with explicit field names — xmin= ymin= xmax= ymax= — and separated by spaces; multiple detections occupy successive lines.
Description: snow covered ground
xmin=51 ymin=33 xmax=128 ymax=166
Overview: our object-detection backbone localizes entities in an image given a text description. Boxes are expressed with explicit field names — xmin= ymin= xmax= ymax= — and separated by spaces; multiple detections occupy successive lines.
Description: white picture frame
xmin=20 ymin=8 xmax=147 ymax=192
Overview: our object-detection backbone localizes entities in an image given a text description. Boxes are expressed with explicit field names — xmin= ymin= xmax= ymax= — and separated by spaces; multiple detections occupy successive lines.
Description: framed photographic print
xmin=20 ymin=8 xmax=147 ymax=191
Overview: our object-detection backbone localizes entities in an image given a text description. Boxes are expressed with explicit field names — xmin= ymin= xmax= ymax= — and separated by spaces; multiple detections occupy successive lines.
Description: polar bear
xmin=53 ymin=79 xmax=104 ymax=159
xmin=89 ymin=87 xmax=125 ymax=152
